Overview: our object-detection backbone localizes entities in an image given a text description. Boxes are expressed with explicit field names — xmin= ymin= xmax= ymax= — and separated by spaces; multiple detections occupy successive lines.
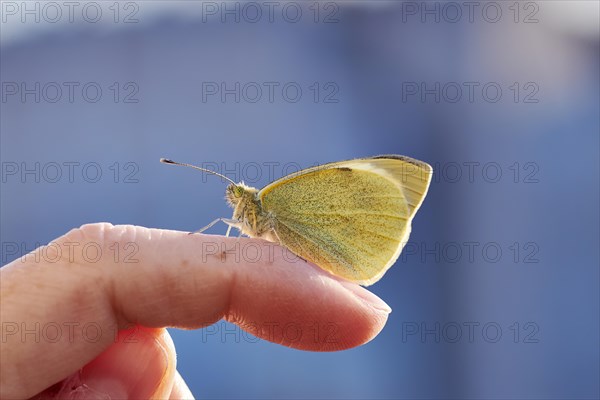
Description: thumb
xmin=34 ymin=326 xmax=176 ymax=399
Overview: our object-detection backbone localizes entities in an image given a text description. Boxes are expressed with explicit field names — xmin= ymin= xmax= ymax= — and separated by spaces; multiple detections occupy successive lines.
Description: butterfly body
xmin=225 ymin=182 xmax=277 ymax=241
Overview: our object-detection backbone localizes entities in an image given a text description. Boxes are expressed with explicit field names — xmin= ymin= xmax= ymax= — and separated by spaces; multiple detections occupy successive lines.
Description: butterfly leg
xmin=272 ymin=229 xmax=283 ymax=245
xmin=189 ymin=218 xmax=240 ymax=235
xmin=222 ymin=218 xmax=242 ymax=238
xmin=225 ymin=223 xmax=244 ymax=238
xmin=188 ymin=218 xmax=222 ymax=235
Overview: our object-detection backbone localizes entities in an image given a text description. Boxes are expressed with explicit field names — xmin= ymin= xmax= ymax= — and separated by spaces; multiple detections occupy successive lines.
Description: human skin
xmin=0 ymin=223 xmax=391 ymax=399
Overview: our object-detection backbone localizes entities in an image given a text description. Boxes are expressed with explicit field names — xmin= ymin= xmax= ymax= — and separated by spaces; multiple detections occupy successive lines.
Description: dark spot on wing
xmin=337 ymin=167 xmax=352 ymax=172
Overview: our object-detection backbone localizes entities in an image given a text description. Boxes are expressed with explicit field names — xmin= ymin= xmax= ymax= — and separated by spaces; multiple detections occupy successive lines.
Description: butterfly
xmin=161 ymin=155 xmax=432 ymax=286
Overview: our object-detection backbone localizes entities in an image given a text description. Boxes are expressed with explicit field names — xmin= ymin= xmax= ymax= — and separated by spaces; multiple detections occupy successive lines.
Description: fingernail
xmin=80 ymin=327 xmax=170 ymax=399
xmin=341 ymin=282 xmax=392 ymax=314
xmin=39 ymin=372 xmax=127 ymax=400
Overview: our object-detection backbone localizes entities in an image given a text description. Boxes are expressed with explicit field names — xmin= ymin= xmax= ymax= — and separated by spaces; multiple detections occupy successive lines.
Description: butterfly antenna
xmin=160 ymin=158 xmax=238 ymax=186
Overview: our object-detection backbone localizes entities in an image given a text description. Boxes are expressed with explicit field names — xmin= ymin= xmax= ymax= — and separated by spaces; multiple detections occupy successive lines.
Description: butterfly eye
xmin=227 ymin=184 xmax=243 ymax=198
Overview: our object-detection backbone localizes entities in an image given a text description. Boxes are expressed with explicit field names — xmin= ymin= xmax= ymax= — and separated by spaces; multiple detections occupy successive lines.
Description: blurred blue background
xmin=1 ymin=1 xmax=598 ymax=398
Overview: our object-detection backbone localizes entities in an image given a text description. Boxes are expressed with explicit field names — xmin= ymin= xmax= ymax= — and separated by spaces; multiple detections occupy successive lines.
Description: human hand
xmin=0 ymin=223 xmax=391 ymax=399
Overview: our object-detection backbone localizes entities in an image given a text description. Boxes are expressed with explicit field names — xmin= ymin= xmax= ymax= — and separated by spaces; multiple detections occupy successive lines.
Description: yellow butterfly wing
xmin=258 ymin=155 xmax=432 ymax=286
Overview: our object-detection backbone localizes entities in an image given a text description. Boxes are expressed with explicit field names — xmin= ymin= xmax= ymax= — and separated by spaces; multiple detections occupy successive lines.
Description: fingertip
xmin=223 ymin=248 xmax=391 ymax=351
xmin=169 ymin=371 xmax=195 ymax=400
xmin=30 ymin=326 xmax=176 ymax=400
xmin=80 ymin=326 xmax=176 ymax=399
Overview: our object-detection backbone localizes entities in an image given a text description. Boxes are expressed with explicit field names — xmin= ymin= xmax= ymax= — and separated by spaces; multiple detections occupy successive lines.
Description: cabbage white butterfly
xmin=161 ymin=156 xmax=432 ymax=286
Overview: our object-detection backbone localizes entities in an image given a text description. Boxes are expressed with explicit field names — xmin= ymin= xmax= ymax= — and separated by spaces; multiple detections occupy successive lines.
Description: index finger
xmin=0 ymin=223 xmax=390 ymax=399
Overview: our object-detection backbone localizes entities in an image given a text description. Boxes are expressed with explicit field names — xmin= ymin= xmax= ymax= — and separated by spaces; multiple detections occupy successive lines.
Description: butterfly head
xmin=225 ymin=182 xmax=258 ymax=207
